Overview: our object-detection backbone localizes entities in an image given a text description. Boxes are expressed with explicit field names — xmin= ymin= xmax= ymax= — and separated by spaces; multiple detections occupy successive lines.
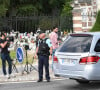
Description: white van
xmin=53 ymin=32 xmax=100 ymax=84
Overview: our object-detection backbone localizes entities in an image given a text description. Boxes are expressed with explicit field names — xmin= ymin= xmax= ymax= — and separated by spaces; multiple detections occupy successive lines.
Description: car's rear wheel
xmin=76 ymin=79 xmax=90 ymax=84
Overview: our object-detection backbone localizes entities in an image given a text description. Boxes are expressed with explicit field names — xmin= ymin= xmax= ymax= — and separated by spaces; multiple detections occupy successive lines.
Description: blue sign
xmin=16 ymin=47 xmax=24 ymax=63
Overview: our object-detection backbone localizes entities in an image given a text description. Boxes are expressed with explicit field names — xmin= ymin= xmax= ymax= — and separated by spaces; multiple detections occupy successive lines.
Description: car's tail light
xmin=79 ymin=56 xmax=100 ymax=64
xmin=53 ymin=56 xmax=58 ymax=63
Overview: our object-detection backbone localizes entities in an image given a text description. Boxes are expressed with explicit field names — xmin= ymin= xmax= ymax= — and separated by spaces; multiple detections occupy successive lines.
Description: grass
xmin=0 ymin=50 xmax=16 ymax=67
xmin=0 ymin=50 xmax=37 ymax=68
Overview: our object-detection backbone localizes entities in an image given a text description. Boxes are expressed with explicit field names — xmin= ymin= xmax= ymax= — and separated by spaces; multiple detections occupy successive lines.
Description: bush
xmin=91 ymin=11 xmax=100 ymax=32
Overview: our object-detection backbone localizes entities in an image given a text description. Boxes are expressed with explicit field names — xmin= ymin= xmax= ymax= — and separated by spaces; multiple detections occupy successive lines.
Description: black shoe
xmin=37 ymin=79 xmax=43 ymax=82
xmin=47 ymin=79 xmax=50 ymax=82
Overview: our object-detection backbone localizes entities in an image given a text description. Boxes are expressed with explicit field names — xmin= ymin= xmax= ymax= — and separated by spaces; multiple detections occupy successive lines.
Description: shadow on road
xmin=58 ymin=80 xmax=100 ymax=90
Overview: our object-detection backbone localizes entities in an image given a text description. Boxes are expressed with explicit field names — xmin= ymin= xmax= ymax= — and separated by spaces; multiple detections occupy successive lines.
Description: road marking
xmin=0 ymin=78 xmax=68 ymax=85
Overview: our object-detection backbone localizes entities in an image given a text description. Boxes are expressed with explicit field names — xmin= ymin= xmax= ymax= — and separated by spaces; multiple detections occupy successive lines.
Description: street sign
xmin=16 ymin=47 xmax=24 ymax=63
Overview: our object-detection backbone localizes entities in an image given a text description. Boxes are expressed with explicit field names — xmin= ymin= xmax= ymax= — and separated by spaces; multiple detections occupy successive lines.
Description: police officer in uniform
xmin=34 ymin=32 xmax=52 ymax=82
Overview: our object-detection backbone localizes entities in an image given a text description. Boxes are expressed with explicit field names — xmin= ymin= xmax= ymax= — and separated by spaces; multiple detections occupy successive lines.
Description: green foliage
xmin=0 ymin=0 xmax=10 ymax=17
xmin=61 ymin=0 xmax=73 ymax=16
xmin=39 ymin=17 xmax=52 ymax=30
xmin=0 ymin=0 xmax=68 ymax=17
xmin=91 ymin=11 xmax=100 ymax=32
xmin=3 ymin=0 xmax=10 ymax=8
xmin=0 ymin=0 xmax=73 ymax=32
xmin=0 ymin=4 xmax=8 ymax=17
xmin=17 ymin=4 xmax=37 ymax=15
xmin=0 ymin=0 xmax=3 ymax=4
xmin=39 ymin=16 xmax=59 ymax=30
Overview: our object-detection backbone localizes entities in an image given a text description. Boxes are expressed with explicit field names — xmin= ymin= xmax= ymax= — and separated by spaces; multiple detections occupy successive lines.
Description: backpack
xmin=37 ymin=38 xmax=50 ymax=56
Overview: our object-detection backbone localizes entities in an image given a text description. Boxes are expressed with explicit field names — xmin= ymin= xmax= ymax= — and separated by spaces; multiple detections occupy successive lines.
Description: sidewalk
xmin=0 ymin=60 xmax=61 ymax=83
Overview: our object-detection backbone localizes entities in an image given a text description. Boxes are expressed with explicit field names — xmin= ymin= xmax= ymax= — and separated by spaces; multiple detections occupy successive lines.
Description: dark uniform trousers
xmin=38 ymin=55 xmax=50 ymax=80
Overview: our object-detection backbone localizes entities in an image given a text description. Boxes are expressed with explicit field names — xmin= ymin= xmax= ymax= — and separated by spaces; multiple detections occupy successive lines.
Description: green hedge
xmin=91 ymin=11 xmax=100 ymax=32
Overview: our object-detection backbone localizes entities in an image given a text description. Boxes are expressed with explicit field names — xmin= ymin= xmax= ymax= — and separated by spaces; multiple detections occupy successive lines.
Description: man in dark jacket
xmin=0 ymin=32 xmax=12 ymax=79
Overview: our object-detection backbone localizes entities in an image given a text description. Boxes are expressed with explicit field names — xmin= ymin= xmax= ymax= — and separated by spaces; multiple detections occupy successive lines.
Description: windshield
xmin=58 ymin=34 xmax=93 ymax=53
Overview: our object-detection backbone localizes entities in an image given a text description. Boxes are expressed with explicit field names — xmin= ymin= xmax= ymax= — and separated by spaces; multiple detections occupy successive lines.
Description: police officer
xmin=0 ymin=32 xmax=12 ymax=79
xmin=34 ymin=32 xmax=52 ymax=82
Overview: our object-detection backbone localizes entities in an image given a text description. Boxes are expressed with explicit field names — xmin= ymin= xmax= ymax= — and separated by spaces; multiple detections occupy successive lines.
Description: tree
xmin=91 ymin=11 xmax=100 ymax=32
xmin=0 ymin=0 xmax=67 ymax=17
xmin=0 ymin=0 xmax=10 ymax=17
xmin=61 ymin=0 xmax=73 ymax=16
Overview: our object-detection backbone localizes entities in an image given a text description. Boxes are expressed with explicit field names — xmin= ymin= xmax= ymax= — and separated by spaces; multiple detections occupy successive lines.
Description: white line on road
xmin=0 ymin=78 xmax=68 ymax=85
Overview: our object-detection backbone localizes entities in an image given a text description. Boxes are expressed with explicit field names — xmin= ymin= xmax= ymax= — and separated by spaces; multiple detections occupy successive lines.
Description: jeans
xmin=52 ymin=49 xmax=56 ymax=70
xmin=1 ymin=53 xmax=12 ymax=75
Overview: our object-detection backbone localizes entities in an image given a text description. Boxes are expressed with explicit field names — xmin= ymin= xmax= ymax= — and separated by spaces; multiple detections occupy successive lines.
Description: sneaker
xmin=8 ymin=75 xmax=10 ymax=79
xmin=4 ymin=75 xmax=10 ymax=79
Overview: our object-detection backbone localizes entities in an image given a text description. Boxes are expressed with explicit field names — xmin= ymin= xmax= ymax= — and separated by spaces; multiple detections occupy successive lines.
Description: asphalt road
xmin=1 ymin=79 xmax=100 ymax=90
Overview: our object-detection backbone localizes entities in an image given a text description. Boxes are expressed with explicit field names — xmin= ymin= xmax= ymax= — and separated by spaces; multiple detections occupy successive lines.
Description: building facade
xmin=72 ymin=0 xmax=99 ymax=33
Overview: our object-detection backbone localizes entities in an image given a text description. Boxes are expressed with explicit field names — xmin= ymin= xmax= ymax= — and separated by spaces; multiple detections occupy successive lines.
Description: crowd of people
xmin=0 ymin=27 xmax=66 ymax=82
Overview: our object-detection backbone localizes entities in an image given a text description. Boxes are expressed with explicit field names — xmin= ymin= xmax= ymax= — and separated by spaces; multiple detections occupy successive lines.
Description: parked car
xmin=53 ymin=32 xmax=100 ymax=84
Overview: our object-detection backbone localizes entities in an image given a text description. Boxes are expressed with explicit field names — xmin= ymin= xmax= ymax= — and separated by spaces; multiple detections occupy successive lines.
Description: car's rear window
xmin=58 ymin=34 xmax=93 ymax=53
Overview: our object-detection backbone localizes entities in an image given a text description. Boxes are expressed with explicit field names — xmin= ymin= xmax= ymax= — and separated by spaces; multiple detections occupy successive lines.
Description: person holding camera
xmin=0 ymin=32 xmax=12 ymax=79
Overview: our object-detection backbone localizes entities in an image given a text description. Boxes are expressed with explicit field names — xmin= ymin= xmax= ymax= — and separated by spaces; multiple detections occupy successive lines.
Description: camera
xmin=9 ymin=36 xmax=14 ymax=42
xmin=24 ymin=45 xmax=29 ymax=50
xmin=6 ymin=36 xmax=14 ymax=42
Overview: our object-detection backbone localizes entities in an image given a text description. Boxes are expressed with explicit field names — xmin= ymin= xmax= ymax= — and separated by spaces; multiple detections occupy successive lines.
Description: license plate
xmin=62 ymin=58 xmax=76 ymax=65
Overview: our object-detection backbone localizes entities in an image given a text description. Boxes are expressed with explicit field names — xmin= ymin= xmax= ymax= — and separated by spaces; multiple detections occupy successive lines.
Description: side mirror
xmin=94 ymin=46 xmax=100 ymax=52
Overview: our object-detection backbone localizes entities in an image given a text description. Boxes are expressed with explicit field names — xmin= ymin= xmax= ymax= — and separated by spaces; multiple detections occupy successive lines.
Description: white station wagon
xmin=53 ymin=32 xmax=100 ymax=84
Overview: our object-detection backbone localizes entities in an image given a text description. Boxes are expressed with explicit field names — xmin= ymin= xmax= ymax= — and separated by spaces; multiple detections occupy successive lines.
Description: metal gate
xmin=0 ymin=15 xmax=73 ymax=33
